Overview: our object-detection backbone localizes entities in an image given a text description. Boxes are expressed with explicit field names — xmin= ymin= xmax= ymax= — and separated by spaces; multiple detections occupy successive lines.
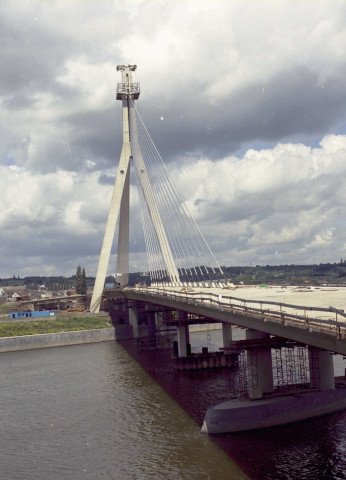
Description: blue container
xmin=10 ymin=311 xmax=56 ymax=319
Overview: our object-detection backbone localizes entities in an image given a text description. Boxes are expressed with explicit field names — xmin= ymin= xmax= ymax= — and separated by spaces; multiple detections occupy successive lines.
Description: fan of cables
xmin=129 ymin=99 xmax=225 ymax=287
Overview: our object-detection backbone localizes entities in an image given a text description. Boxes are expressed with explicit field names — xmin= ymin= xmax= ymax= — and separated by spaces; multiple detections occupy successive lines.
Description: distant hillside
xmin=221 ymin=262 xmax=346 ymax=285
xmin=1 ymin=261 xmax=346 ymax=287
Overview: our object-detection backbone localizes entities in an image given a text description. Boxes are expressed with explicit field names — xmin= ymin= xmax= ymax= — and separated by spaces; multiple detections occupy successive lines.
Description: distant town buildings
xmin=0 ymin=286 xmax=31 ymax=302
xmin=0 ymin=286 xmax=88 ymax=304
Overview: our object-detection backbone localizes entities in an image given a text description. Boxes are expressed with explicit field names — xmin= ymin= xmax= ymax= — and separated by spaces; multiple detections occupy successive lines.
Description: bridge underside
xmin=103 ymin=288 xmax=344 ymax=400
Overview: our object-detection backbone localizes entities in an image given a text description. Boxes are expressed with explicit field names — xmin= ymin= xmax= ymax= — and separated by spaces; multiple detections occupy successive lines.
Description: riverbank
xmin=0 ymin=327 xmax=115 ymax=353
xmin=0 ymin=314 xmax=111 ymax=335
xmin=0 ymin=312 xmax=115 ymax=352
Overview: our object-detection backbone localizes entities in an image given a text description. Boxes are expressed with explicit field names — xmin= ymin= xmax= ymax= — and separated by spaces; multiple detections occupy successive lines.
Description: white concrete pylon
xmin=89 ymin=66 xmax=134 ymax=313
xmin=116 ymin=166 xmax=130 ymax=287
xmin=89 ymin=140 xmax=131 ymax=313
xmin=90 ymin=65 xmax=180 ymax=313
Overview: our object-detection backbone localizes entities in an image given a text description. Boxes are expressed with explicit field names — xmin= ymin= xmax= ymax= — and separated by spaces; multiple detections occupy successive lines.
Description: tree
xmin=75 ymin=266 xmax=87 ymax=294
xmin=81 ymin=268 xmax=87 ymax=295
xmin=75 ymin=265 xmax=83 ymax=294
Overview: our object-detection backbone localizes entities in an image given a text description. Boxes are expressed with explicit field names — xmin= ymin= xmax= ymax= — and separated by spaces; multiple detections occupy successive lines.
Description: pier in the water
xmin=102 ymin=285 xmax=346 ymax=433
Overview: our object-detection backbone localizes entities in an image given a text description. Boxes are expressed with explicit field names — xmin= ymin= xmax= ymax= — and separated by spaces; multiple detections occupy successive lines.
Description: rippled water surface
xmin=0 ymin=342 xmax=246 ymax=480
xmin=125 ymin=329 xmax=346 ymax=480
xmin=1 ymin=333 xmax=346 ymax=480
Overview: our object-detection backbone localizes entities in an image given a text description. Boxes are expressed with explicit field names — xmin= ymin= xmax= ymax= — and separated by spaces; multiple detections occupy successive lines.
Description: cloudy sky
xmin=2 ymin=0 xmax=346 ymax=278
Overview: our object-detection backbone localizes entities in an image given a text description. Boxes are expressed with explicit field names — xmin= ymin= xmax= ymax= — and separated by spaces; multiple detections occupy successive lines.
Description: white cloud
xmin=2 ymin=0 xmax=346 ymax=276
xmin=116 ymin=0 xmax=346 ymax=104
xmin=171 ymin=134 xmax=346 ymax=265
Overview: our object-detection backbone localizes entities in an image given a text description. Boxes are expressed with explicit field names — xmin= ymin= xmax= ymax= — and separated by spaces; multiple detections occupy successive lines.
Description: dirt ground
xmin=162 ymin=284 xmax=346 ymax=325
xmin=210 ymin=285 xmax=346 ymax=311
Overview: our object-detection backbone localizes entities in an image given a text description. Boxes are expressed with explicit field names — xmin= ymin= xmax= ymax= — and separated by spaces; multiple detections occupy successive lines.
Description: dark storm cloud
xmin=0 ymin=10 xmax=76 ymax=96
xmin=3 ymin=2 xmax=345 ymax=178
xmin=3 ymin=93 xmax=36 ymax=110
xmin=34 ymin=60 xmax=346 ymax=177
xmin=98 ymin=173 xmax=115 ymax=185
xmin=65 ymin=107 xmax=122 ymax=169
xmin=237 ymin=66 xmax=346 ymax=140
xmin=139 ymin=64 xmax=346 ymax=163
xmin=0 ymin=200 xmax=147 ymax=276
xmin=17 ymin=106 xmax=121 ymax=175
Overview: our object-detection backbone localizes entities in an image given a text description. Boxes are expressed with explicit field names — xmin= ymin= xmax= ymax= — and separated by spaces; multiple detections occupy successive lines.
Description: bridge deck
xmin=107 ymin=285 xmax=346 ymax=355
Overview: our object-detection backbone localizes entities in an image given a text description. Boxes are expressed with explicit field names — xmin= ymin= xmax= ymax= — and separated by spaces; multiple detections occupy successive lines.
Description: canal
xmin=0 ymin=341 xmax=245 ymax=480
xmin=1 ymin=333 xmax=345 ymax=479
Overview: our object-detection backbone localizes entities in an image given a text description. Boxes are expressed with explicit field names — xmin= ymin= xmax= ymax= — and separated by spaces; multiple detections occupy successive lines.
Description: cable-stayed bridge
xmin=90 ymin=65 xmax=224 ymax=314
xmin=89 ymin=65 xmax=346 ymax=432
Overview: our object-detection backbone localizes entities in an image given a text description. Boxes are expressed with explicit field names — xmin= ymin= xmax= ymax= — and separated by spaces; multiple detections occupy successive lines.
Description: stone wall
xmin=0 ymin=328 xmax=115 ymax=353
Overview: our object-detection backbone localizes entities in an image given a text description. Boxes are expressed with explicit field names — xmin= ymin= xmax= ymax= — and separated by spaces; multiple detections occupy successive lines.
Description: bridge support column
xmin=147 ymin=311 xmax=156 ymax=347
xmin=155 ymin=311 xmax=163 ymax=328
xmin=177 ymin=310 xmax=190 ymax=357
xmin=222 ymin=323 xmax=232 ymax=349
xmin=109 ymin=300 xmax=129 ymax=325
xmin=309 ymin=347 xmax=335 ymax=390
xmin=246 ymin=329 xmax=274 ymax=399
xmin=177 ymin=325 xmax=189 ymax=357
xmin=129 ymin=307 xmax=139 ymax=338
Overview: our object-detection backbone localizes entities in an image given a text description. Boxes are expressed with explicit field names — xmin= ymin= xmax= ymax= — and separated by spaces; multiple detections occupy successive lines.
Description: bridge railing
xmin=130 ymin=287 xmax=346 ymax=339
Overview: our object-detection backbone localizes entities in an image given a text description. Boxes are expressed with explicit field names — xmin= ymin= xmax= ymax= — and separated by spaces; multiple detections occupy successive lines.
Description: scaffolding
xmin=227 ymin=338 xmax=317 ymax=397
xmin=272 ymin=345 xmax=310 ymax=392
xmin=228 ymin=351 xmax=249 ymax=396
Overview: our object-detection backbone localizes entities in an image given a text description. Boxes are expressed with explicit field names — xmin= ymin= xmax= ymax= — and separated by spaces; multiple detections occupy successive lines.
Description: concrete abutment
xmin=246 ymin=329 xmax=274 ymax=398
xmin=309 ymin=347 xmax=335 ymax=390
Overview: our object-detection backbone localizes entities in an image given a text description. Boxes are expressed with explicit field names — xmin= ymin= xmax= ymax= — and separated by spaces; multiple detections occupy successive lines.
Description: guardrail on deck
xmin=128 ymin=287 xmax=346 ymax=339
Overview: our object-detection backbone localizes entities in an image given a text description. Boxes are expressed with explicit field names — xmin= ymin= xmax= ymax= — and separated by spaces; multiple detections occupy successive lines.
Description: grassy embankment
xmin=0 ymin=303 xmax=15 ymax=314
xmin=0 ymin=308 xmax=112 ymax=337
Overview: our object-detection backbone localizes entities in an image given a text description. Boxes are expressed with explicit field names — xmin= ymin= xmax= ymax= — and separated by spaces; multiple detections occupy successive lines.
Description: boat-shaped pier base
xmin=201 ymin=379 xmax=346 ymax=434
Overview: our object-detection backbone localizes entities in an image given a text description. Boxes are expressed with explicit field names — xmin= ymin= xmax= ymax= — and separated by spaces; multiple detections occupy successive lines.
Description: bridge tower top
xmin=116 ymin=64 xmax=140 ymax=100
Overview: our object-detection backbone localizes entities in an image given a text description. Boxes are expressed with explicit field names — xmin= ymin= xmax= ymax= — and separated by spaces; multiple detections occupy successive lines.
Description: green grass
xmin=0 ymin=315 xmax=112 ymax=337
xmin=0 ymin=303 xmax=15 ymax=314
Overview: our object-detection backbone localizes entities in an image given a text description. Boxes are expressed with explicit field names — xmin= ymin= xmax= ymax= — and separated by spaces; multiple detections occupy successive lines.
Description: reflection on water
xmin=1 ymin=333 xmax=345 ymax=480
xmin=125 ymin=328 xmax=346 ymax=480
xmin=0 ymin=342 xmax=246 ymax=480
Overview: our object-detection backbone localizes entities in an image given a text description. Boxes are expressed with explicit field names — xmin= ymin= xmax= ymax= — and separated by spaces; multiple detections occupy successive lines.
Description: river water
xmin=1 ymin=335 xmax=345 ymax=480
xmin=0 ymin=341 xmax=246 ymax=480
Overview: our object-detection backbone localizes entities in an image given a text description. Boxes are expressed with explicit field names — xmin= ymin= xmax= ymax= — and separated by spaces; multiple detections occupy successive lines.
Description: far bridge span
xmin=105 ymin=286 xmax=346 ymax=356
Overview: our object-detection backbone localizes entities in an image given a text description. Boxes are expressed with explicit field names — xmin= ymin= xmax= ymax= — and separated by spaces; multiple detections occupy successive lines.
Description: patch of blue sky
xmin=5 ymin=156 xmax=16 ymax=166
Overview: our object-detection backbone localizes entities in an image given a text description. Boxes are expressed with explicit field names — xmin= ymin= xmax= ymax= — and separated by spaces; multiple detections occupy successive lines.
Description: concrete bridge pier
xmin=309 ymin=347 xmax=335 ymax=390
xmin=147 ymin=311 xmax=156 ymax=348
xmin=246 ymin=329 xmax=274 ymax=399
xmin=177 ymin=325 xmax=189 ymax=357
xmin=109 ymin=299 xmax=128 ymax=320
xmin=177 ymin=310 xmax=190 ymax=357
xmin=129 ymin=305 xmax=139 ymax=338
xmin=222 ymin=323 xmax=232 ymax=349
xmin=155 ymin=311 xmax=163 ymax=328
xmin=108 ymin=299 xmax=132 ymax=339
